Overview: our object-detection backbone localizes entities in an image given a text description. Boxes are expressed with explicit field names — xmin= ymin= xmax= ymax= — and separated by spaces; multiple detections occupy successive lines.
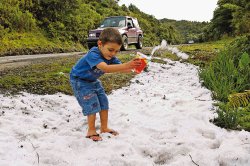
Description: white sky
xmin=118 ymin=0 xmax=218 ymax=22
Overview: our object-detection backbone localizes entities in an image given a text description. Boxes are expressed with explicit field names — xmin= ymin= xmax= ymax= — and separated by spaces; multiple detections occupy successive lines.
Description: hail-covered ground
xmin=1 ymin=58 xmax=250 ymax=166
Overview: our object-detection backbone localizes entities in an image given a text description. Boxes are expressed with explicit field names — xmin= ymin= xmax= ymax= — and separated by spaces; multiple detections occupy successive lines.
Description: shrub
xmin=200 ymin=35 xmax=250 ymax=131
xmin=213 ymin=103 xmax=239 ymax=129
xmin=212 ymin=91 xmax=250 ymax=130
xmin=199 ymin=35 xmax=250 ymax=101
xmin=0 ymin=0 xmax=37 ymax=32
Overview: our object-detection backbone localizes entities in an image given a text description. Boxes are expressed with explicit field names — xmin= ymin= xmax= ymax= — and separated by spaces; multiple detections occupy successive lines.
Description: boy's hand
xmin=126 ymin=58 xmax=142 ymax=69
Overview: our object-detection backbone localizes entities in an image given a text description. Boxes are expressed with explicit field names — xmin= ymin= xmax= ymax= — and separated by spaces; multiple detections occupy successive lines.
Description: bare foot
xmin=101 ymin=128 xmax=119 ymax=136
xmin=86 ymin=130 xmax=102 ymax=141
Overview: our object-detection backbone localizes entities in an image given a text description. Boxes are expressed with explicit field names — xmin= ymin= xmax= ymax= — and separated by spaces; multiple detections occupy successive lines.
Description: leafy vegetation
xmin=161 ymin=19 xmax=209 ymax=43
xmin=127 ymin=5 xmax=183 ymax=45
xmin=0 ymin=0 xmax=189 ymax=56
xmin=0 ymin=32 xmax=84 ymax=56
xmin=200 ymin=35 xmax=250 ymax=101
xmin=204 ymin=0 xmax=250 ymax=40
xmin=177 ymin=37 xmax=233 ymax=67
xmin=3 ymin=0 xmax=248 ymax=55
xmin=212 ymin=92 xmax=250 ymax=131
xmin=228 ymin=91 xmax=250 ymax=109
xmin=199 ymin=35 xmax=250 ymax=131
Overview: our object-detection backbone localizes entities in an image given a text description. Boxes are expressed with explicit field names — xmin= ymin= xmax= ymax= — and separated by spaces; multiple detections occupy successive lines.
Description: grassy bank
xmin=198 ymin=35 xmax=250 ymax=131
xmin=147 ymin=38 xmax=233 ymax=67
xmin=177 ymin=38 xmax=234 ymax=67
xmin=0 ymin=31 xmax=85 ymax=57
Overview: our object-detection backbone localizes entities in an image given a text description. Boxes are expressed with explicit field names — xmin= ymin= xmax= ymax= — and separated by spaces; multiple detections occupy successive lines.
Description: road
xmin=0 ymin=52 xmax=83 ymax=71
xmin=0 ymin=47 xmax=152 ymax=71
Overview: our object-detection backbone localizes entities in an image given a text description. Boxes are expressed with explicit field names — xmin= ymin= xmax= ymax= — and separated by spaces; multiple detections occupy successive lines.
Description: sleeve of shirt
xmin=111 ymin=57 xmax=122 ymax=64
xmin=85 ymin=52 xmax=104 ymax=68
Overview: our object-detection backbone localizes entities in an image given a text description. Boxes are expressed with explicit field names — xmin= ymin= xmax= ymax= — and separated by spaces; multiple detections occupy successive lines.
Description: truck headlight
xmin=89 ymin=33 xmax=96 ymax=37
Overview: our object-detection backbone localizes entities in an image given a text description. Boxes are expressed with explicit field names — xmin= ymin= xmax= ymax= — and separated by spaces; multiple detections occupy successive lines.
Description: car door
xmin=126 ymin=18 xmax=137 ymax=43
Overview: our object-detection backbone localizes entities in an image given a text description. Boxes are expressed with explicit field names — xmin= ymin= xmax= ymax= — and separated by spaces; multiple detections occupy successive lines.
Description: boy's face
xmin=98 ymin=41 xmax=121 ymax=60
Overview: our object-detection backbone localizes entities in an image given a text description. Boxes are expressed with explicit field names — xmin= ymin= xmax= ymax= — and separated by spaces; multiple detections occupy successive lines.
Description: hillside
xmin=0 ymin=0 xmax=208 ymax=56
xmin=161 ymin=19 xmax=209 ymax=43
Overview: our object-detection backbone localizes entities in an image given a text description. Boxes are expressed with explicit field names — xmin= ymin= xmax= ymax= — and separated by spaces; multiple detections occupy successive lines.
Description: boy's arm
xmin=96 ymin=62 xmax=129 ymax=73
xmin=96 ymin=58 xmax=141 ymax=73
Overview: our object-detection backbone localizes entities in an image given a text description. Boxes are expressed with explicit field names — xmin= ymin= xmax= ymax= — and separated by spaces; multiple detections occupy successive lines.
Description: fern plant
xmin=228 ymin=90 xmax=250 ymax=108
xmin=213 ymin=91 xmax=250 ymax=130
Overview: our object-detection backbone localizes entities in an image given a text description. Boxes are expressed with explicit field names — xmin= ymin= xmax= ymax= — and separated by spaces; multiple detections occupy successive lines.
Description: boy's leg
xmin=99 ymin=110 xmax=108 ymax=130
xmin=99 ymin=110 xmax=119 ymax=136
xmin=87 ymin=113 xmax=102 ymax=141
xmin=96 ymin=81 xmax=118 ymax=136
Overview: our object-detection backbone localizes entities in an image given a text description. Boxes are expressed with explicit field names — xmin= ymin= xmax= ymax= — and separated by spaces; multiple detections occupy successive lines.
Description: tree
xmin=207 ymin=0 xmax=250 ymax=39
xmin=0 ymin=0 xmax=37 ymax=32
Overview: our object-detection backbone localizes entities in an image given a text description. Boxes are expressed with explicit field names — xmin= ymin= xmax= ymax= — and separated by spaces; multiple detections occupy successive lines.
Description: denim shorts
xmin=70 ymin=76 xmax=109 ymax=116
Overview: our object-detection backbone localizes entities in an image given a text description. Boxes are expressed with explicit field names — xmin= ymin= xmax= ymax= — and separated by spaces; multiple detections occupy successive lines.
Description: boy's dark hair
xmin=99 ymin=28 xmax=122 ymax=45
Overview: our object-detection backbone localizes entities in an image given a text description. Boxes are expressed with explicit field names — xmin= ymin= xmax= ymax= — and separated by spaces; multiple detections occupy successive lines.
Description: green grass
xmin=238 ymin=105 xmax=250 ymax=131
xmin=152 ymin=50 xmax=180 ymax=61
xmin=199 ymin=35 xmax=250 ymax=131
xmin=142 ymin=38 xmax=234 ymax=67
xmin=0 ymin=31 xmax=85 ymax=56
xmin=177 ymin=38 xmax=234 ymax=67
xmin=212 ymin=103 xmax=250 ymax=131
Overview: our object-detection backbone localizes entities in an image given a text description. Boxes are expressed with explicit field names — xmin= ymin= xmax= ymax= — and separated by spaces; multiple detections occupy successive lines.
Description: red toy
xmin=134 ymin=58 xmax=147 ymax=74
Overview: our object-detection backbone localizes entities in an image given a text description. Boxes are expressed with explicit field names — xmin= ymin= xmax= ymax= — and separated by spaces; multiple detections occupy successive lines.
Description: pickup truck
xmin=87 ymin=16 xmax=143 ymax=50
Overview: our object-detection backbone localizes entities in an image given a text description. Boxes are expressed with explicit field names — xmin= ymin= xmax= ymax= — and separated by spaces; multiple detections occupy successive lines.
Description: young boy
xmin=70 ymin=28 xmax=142 ymax=141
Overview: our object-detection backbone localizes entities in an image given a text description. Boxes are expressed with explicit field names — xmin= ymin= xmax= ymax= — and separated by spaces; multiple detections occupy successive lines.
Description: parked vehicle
xmin=87 ymin=16 xmax=143 ymax=50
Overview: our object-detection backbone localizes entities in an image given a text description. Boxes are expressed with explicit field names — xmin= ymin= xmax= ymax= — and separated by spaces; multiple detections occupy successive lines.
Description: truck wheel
xmin=121 ymin=35 xmax=128 ymax=51
xmin=135 ymin=36 xmax=143 ymax=49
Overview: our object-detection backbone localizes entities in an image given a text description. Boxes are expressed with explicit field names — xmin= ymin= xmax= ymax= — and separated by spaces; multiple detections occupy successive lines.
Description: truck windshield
xmin=99 ymin=17 xmax=126 ymax=28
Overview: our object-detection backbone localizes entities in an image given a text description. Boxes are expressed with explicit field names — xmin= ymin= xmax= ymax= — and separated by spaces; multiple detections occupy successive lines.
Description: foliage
xmin=161 ymin=19 xmax=209 ymax=43
xmin=228 ymin=91 xmax=250 ymax=108
xmin=213 ymin=93 xmax=250 ymax=131
xmin=199 ymin=35 xmax=250 ymax=101
xmin=0 ymin=0 xmax=37 ymax=32
xmin=0 ymin=0 xmax=194 ymax=55
xmin=127 ymin=4 xmax=182 ymax=45
xmin=1 ymin=0 xmax=248 ymax=54
xmin=0 ymin=31 xmax=84 ymax=56
xmin=206 ymin=0 xmax=250 ymax=40
xmin=30 ymin=0 xmax=102 ymax=43
xmin=198 ymin=35 xmax=250 ymax=131
xmin=213 ymin=102 xmax=239 ymax=130
xmin=177 ymin=38 xmax=233 ymax=67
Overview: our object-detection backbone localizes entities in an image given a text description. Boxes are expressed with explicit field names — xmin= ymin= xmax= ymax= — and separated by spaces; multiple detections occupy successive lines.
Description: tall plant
xmin=200 ymin=35 xmax=250 ymax=131
xmin=207 ymin=0 xmax=250 ymax=39
xmin=199 ymin=35 xmax=250 ymax=101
